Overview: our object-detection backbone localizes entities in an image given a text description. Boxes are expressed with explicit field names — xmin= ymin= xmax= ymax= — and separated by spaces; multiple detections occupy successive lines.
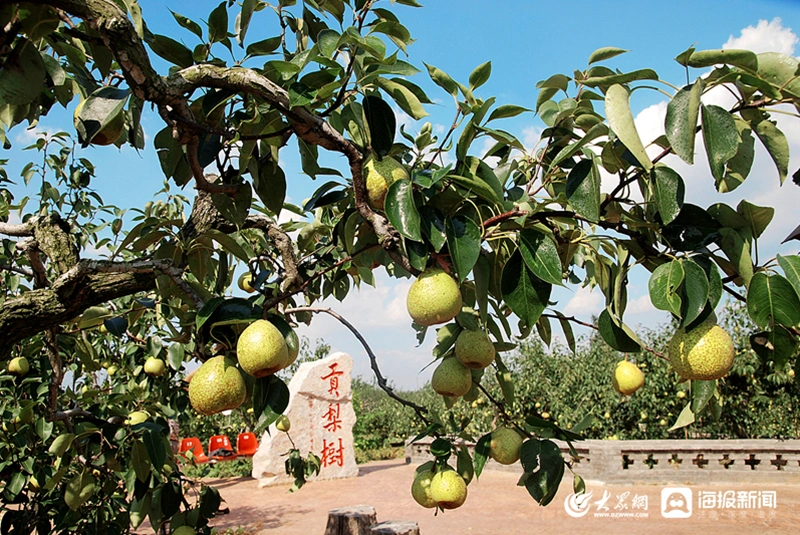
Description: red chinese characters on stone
xmin=322 ymin=403 xmax=342 ymax=433
xmin=320 ymin=363 xmax=344 ymax=397
xmin=320 ymin=437 xmax=345 ymax=468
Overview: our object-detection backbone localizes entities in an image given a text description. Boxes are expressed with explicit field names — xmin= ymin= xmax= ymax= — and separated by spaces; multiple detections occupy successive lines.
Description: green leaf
xmin=692 ymin=256 xmax=723 ymax=309
xmin=553 ymin=311 xmax=576 ymax=353
xmin=196 ymin=296 xmax=224 ymax=331
xmin=48 ymin=433 xmax=76 ymax=457
xmin=363 ymin=96 xmax=395 ymax=158
xmin=653 ymin=165 xmax=685 ymax=225
xmin=549 ymin=122 xmax=608 ymax=169
xmin=756 ymin=52 xmax=800 ymax=98
xmin=669 ymin=404 xmax=695 ymax=431
xmin=64 ymin=471 xmax=95 ymax=511
xmin=167 ymin=344 xmax=185 ymax=371
xmin=565 ymin=159 xmax=600 ymax=222
xmin=79 ymin=306 xmax=111 ymax=329
xmin=665 ymin=82 xmax=703 ymax=164
xmin=688 ymin=48 xmax=758 ymax=72
xmin=519 ymin=228 xmax=563 ymax=286
xmin=143 ymin=430 xmax=167 ymax=473
xmin=501 ymin=251 xmax=552 ymax=327
xmin=750 ymin=327 xmax=799 ymax=367
xmin=469 ymin=61 xmax=492 ymax=90
xmin=131 ymin=440 xmax=151 ymax=482
xmin=418 ymin=206 xmax=447 ymax=252
xmin=445 ymin=215 xmax=481 ymax=283
xmin=473 ymin=433 xmax=492 ymax=478
xmin=701 ymin=104 xmax=739 ymax=183
xmin=254 ymin=161 xmax=286 ymax=217
xmin=648 ymin=260 xmax=684 ymax=316
xmin=424 ymin=63 xmax=458 ymax=97
xmin=520 ymin=439 xmax=564 ymax=506
xmin=0 ymin=38 xmax=46 ymax=105
xmin=718 ymin=119 xmax=755 ymax=192
xmin=605 ymin=84 xmax=652 ymax=170
xmin=75 ymin=87 xmax=129 ymax=147
xmin=103 ymin=317 xmax=128 ymax=337
xmin=598 ymin=309 xmax=641 ymax=352
xmin=375 ymin=77 xmax=427 ymax=119
xmin=737 ymin=200 xmax=774 ymax=239
xmin=148 ymin=35 xmax=194 ymax=68
xmin=691 ymin=380 xmax=716 ymax=414
xmin=447 ymin=173 xmax=501 ymax=204
xmin=208 ymin=1 xmax=229 ymax=43
xmin=588 ymin=47 xmax=629 ymax=64
xmin=582 ymin=69 xmax=658 ymax=88
xmin=385 ymin=179 xmax=422 ymax=242
xmin=211 ymin=184 xmax=252 ymax=227
xmin=457 ymin=445 xmax=474 ymax=485
xmin=246 ymin=37 xmax=282 ymax=57
xmin=238 ymin=0 xmax=257 ymax=43
xmin=747 ymin=272 xmax=800 ymax=330
xmin=487 ymin=104 xmax=531 ymax=122
xmin=752 ymin=118 xmax=789 ymax=184
xmin=679 ymin=259 xmax=710 ymax=327
xmin=717 ymin=227 xmax=753 ymax=287
xmin=254 ymin=376 xmax=290 ymax=433
xmin=777 ymin=255 xmax=800 ymax=299
xmin=170 ymin=10 xmax=203 ymax=39
xmin=662 ymin=204 xmax=722 ymax=252
xmin=459 ymin=155 xmax=504 ymax=201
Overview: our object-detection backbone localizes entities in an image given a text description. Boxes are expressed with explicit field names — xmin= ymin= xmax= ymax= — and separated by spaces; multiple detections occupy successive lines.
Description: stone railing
xmin=406 ymin=438 xmax=800 ymax=484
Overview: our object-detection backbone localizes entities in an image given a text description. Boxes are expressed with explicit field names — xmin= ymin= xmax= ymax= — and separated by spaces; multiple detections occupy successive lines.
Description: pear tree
xmin=1 ymin=0 xmax=800 ymax=531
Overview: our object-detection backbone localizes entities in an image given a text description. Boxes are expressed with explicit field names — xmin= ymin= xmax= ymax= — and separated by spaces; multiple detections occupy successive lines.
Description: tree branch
xmin=0 ymin=220 xmax=34 ymax=237
xmin=284 ymin=306 xmax=431 ymax=426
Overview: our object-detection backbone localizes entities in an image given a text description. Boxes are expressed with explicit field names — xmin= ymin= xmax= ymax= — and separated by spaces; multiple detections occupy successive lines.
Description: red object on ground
xmin=209 ymin=434 xmax=238 ymax=461
xmin=236 ymin=432 xmax=259 ymax=457
xmin=178 ymin=437 xmax=209 ymax=464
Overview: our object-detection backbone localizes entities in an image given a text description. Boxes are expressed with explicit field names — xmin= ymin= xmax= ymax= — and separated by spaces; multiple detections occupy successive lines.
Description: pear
xmin=125 ymin=411 xmax=149 ymax=426
xmin=612 ymin=360 xmax=644 ymax=395
xmin=8 ymin=357 xmax=29 ymax=377
xmin=172 ymin=527 xmax=196 ymax=535
xmin=406 ymin=268 xmax=462 ymax=327
xmin=669 ymin=319 xmax=735 ymax=380
xmin=237 ymin=320 xmax=289 ymax=378
xmin=364 ymin=156 xmax=409 ymax=210
xmin=144 ymin=357 xmax=166 ymax=377
xmin=74 ymin=99 xmax=125 ymax=146
xmin=429 ymin=469 xmax=468 ymax=509
xmin=238 ymin=272 xmax=256 ymax=293
xmin=275 ymin=415 xmax=291 ymax=432
xmin=455 ymin=330 xmax=495 ymax=369
xmin=431 ymin=358 xmax=472 ymax=397
xmin=188 ymin=356 xmax=246 ymax=415
xmin=489 ymin=426 xmax=523 ymax=465
xmin=411 ymin=469 xmax=437 ymax=508
xmin=106 ymin=365 xmax=118 ymax=377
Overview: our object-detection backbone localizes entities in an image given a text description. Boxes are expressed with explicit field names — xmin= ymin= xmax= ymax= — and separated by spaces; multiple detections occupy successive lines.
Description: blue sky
xmin=6 ymin=1 xmax=800 ymax=389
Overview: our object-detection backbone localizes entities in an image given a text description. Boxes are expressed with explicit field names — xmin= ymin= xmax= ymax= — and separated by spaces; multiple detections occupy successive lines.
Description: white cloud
xmin=562 ymin=285 xmax=603 ymax=316
xmin=626 ymin=294 xmax=656 ymax=315
xmin=523 ymin=126 xmax=543 ymax=150
xmin=433 ymin=123 xmax=447 ymax=135
xmin=723 ymin=18 xmax=798 ymax=55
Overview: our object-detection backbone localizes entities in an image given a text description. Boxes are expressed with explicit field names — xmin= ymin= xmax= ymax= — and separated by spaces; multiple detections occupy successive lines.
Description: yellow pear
xmin=431 ymin=358 xmax=472 ymax=397
xmin=144 ymin=357 xmax=166 ymax=377
xmin=237 ymin=320 xmax=289 ymax=378
xmin=364 ymin=156 xmax=408 ymax=210
xmin=489 ymin=426 xmax=523 ymax=465
xmin=612 ymin=360 xmax=644 ymax=395
xmin=275 ymin=415 xmax=291 ymax=432
xmin=669 ymin=320 xmax=735 ymax=380
xmin=8 ymin=357 xmax=29 ymax=377
xmin=411 ymin=469 xmax=437 ymax=508
xmin=188 ymin=356 xmax=246 ymax=415
xmin=429 ymin=469 xmax=467 ymax=509
xmin=238 ymin=272 xmax=256 ymax=293
xmin=455 ymin=329 xmax=495 ymax=369
xmin=406 ymin=268 xmax=462 ymax=327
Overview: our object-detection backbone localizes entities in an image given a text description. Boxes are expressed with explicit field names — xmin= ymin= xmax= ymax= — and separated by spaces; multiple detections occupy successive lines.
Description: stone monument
xmin=252 ymin=352 xmax=359 ymax=487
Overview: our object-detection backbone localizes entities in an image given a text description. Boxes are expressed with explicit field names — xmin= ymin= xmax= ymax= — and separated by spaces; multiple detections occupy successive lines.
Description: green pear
xmin=74 ymin=99 xmax=125 ymax=146
xmin=489 ymin=427 xmax=523 ymax=465
xmin=144 ymin=357 xmax=166 ymax=377
xmin=431 ymin=358 xmax=472 ymax=397
xmin=669 ymin=319 xmax=735 ymax=380
xmin=406 ymin=268 xmax=462 ymax=327
xmin=429 ymin=469 xmax=467 ymax=509
xmin=364 ymin=156 xmax=409 ymax=210
xmin=455 ymin=330 xmax=495 ymax=369
xmin=275 ymin=415 xmax=291 ymax=432
xmin=238 ymin=272 xmax=256 ymax=293
xmin=237 ymin=320 xmax=289 ymax=378
xmin=188 ymin=356 xmax=246 ymax=415
xmin=125 ymin=410 xmax=149 ymax=426
xmin=411 ymin=469 xmax=437 ymax=508
xmin=106 ymin=365 xmax=118 ymax=377
xmin=8 ymin=357 xmax=29 ymax=377
xmin=612 ymin=360 xmax=644 ymax=395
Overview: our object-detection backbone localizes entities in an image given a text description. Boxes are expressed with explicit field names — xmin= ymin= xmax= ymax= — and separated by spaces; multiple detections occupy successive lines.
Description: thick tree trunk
xmin=323 ymin=506 xmax=377 ymax=535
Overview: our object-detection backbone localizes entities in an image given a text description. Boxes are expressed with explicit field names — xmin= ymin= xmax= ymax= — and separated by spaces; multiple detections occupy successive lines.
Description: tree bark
xmin=369 ymin=522 xmax=420 ymax=535
xmin=323 ymin=505 xmax=377 ymax=535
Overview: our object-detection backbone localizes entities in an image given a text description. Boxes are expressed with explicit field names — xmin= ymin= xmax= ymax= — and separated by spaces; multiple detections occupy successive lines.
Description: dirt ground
xmin=205 ymin=459 xmax=800 ymax=535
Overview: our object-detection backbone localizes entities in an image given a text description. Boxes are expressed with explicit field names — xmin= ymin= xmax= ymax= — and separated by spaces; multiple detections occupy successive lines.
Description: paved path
xmin=206 ymin=460 xmax=800 ymax=534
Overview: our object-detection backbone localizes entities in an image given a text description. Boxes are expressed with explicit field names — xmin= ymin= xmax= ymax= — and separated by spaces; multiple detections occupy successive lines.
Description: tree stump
xmin=323 ymin=505 xmax=378 ymax=535
xmin=369 ymin=521 xmax=420 ymax=535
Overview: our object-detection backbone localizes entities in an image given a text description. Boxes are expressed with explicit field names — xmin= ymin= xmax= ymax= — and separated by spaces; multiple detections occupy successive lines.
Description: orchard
xmin=1 ymin=0 xmax=800 ymax=532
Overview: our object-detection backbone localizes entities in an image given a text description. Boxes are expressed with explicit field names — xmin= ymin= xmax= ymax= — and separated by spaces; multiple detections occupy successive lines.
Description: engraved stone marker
xmin=252 ymin=352 xmax=358 ymax=487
